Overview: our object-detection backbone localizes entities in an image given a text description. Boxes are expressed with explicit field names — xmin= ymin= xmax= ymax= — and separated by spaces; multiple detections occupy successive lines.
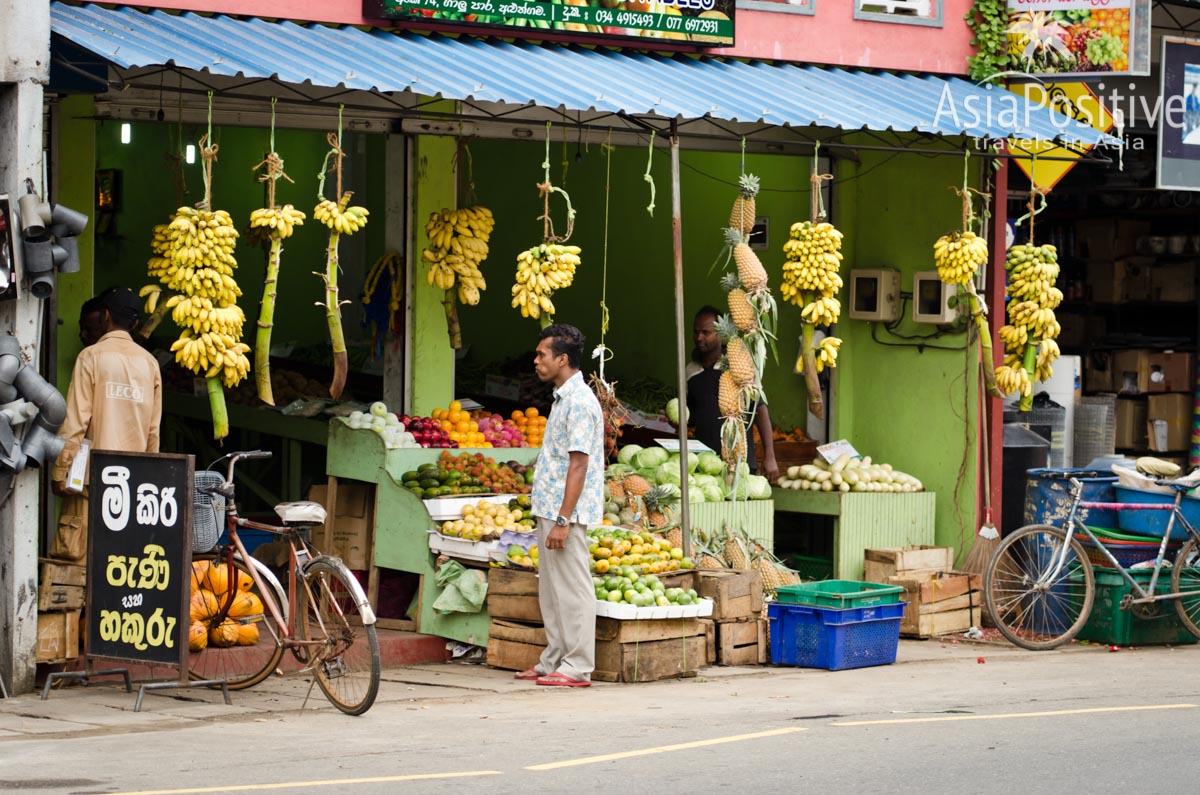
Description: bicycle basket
xmin=192 ymin=470 xmax=226 ymax=554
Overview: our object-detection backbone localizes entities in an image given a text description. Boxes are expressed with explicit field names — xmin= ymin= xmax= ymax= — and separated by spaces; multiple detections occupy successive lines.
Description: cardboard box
xmin=36 ymin=610 xmax=80 ymax=663
xmin=863 ymin=546 xmax=954 ymax=583
xmin=1148 ymin=393 xmax=1192 ymax=452
xmin=593 ymin=635 xmax=706 ymax=683
xmin=1077 ymin=220 xmax=1150 ymax=260
xmin=1112 ymin=349 xmax=1152 ymax=394
xmin=1085 ymin=350 xmax=1114 ymax=393
xmin=1090 ymin=258 xmax=1153 ymax=304
xmin=1115 ymin=397 xmax=1149 ymax=451
xmin=695 ymin=570 xmax=763 ymax=621
xmin=1150 ymin=261 xmax=1197 ymax=303
xmin=309 ymin=482 xmax=375 ymax=570
xmin=1147 ymin=351 xmax=1196 ymax=393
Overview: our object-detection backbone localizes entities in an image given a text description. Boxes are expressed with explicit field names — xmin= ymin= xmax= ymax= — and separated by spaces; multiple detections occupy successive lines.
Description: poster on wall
xmin=364 ymin=0 xmax=735 ymax=46
xmin=1005 ymin=0 xmax=1150 ymax=77
xmin=1157 ymin=38 xmax=1200 ymax=192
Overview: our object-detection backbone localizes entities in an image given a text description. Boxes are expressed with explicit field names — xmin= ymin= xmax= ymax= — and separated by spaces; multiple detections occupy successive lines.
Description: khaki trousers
xmin=535 ymin=517 xmax=595 ymax=681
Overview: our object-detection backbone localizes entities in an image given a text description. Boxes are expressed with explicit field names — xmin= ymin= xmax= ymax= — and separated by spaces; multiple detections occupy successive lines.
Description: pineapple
xmin=642 ymin=485 xmax=679 ymax=530
xmin=721 ymin=272 xmax=758 ymax=333
xmin=718 ymin=370 xmax=743 ymax=418
xmin=698 ymin=551 xmax=726 ymax=569
xmin=726 ymin=228 xmax=768 ymax=292
xmin=666 ymin=526 xmax=683 ymax=549
xmin=729 ymin=173 xmax=760 ymax=236
xmin=622 ymin=473 xmax=652 ymax=498
xmin=724 ymin=533 xmax=750 ymax=570
xmin=714 ymin=315 xmax=756 ymax=387
xmin=607 ymin=477 xmax=626 ymax=500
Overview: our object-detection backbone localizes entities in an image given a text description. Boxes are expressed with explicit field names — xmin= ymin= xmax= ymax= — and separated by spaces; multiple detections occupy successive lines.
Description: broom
xmin=962 ymin=363 xmax=1000 ymax=576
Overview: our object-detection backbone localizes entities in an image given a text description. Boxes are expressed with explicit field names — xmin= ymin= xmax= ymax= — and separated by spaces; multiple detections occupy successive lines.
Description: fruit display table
xmin=325 ymin=421 xmax=539 ymax=644
xmin=771 ymin=489 xmax=936 ymax=580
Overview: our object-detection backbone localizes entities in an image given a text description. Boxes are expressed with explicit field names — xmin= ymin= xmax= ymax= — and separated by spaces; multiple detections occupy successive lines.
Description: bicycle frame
xmin=1039 ymin=476 xmax=1200 ymax=606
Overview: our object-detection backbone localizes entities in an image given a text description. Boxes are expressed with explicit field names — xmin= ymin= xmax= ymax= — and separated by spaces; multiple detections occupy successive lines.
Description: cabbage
xmin=658 ymin=483 xmax=682 ymax=500
xmin=607 ymin=463 xmax=635 ymax=479
xmin=687 ymin=451 xmax=700 ymax=473
xmin=697 ymin=452 xmax=726 ymax=476
xmin=638 ymin=467 xmax=659 ymax=484
xmin=655 ymin=462 xmax=683 ymax=487
xmin=689 ymin=488 xmax=707 ymax=503
xmin=746 ymin=475 xmax=773 ymax=500
xmin=694 ymin=474 xmax=718 ymax=489
xmin=634 ymin=446 xmax=670 ymax=469
xmin=618 ymin=445 xmax=643 ymax=466
xmin=701 ymin=482 xmax=726 ymax=502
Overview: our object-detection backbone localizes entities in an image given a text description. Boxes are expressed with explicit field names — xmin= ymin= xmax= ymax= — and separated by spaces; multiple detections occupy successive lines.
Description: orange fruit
xmin=449 ymin=400 xmax=462 ymax=413
xmin=525 ymin=407 xmax=539 ymax=419
xmin=511 ymin=410 xmax=523 ymax=421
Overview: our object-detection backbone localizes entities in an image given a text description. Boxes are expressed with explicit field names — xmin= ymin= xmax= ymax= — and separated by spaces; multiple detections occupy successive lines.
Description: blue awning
xmin=49 ymin=2 xmax=1118 ymax=146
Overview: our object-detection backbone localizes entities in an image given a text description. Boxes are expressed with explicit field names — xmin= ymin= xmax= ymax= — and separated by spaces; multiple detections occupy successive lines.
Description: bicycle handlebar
xmin=214 ymin=450 xmax=274 ymax=498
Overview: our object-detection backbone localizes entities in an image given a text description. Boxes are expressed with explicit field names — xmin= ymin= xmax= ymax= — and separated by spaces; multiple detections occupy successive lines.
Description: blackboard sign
xmin=87 ymin=451 xmax=194 ymax=669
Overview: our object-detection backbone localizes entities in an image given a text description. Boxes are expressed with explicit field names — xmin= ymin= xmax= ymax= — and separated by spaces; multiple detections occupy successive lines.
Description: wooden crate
xmin=38 ymin=559 xmax=87 ymax=612
xmin=696 ymin=569 xmax=763 ymax=621
xmin=593 ymin=635 xmax=707 ymax=683
xmin=864 ymin=546 xmax=954 ymax=584
xmin=887 ymin=571 xmax=982 ymax=638
xmin=487 ymin=568 xmax=542 ymax=623
xmin=487 ymin=637 xmax=545 ymax=672
xmin=715 ymin=618 xmax=768 ymax=666
xmin=595 ymin=616 xmax=704 ymax=644
xmin=699 ymin=619 xmax=717 ymax=665
xmin=657 ymin=571 xmax=697 ymax=591
xmin=36 ymin=610 xmax=79 ymax=663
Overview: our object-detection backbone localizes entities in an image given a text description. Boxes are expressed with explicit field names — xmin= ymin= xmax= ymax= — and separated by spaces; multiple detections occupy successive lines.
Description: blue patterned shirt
xmin=531 ymin=371 xmax=604 ymax=525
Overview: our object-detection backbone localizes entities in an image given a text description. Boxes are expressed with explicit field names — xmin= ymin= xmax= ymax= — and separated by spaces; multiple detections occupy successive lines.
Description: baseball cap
xmin=99 ymin=286 xmax=141 ymax=325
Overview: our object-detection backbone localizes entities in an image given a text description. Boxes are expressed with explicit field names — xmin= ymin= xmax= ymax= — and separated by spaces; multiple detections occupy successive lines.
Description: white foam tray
xmin=423 ymin=494 xmax=519 ymax=521
xmin=426 ymin=529 xmax=502 ymax=562
xmin=594 ymin=597 xmax=714 ymax=620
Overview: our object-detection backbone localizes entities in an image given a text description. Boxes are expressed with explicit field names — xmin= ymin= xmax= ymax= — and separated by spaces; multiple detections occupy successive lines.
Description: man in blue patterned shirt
xmin=518 ymin=324 xmax=603 ymax=687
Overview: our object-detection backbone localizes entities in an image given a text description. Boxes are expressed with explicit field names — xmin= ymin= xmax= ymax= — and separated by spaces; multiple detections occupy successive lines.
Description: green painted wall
xmin=410 ymin=134 xmax=457 ymax=416
xmin=54 ymin=96 xmax=96 ymax=389
xmin=832 ymin=143 xmax=980 ymax=551
xmin=88 ymin=120 xmax=386 ymax=352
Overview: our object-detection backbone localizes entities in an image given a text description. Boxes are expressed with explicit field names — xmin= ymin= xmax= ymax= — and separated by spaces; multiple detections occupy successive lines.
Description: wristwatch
xmin=555 ymin=515 xmax=569 ymax=527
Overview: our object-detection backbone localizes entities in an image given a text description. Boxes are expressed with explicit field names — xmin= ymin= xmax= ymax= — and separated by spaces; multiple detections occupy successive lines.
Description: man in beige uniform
xmin=50 ymin=287 xmax=162 ymax=561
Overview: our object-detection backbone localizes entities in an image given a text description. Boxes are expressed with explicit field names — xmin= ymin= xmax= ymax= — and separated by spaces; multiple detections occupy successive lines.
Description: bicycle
xmin=187 ymin=450 xmax=381 ymax=715
xmin=983 ymin=470 xmax=1200 ymax=650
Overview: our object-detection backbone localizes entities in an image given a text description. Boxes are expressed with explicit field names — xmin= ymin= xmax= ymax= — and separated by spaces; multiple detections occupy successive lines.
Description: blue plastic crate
xmin=1113 ymin=486 xmax=1198 ymax=541
xmin=767 ymin=601 xmax=904 ymax=671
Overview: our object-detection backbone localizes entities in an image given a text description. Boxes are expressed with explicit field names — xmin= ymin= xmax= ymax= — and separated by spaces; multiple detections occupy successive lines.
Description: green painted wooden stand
xmin=326 ymin=421 xmax=539 ymax=645
xmin=771 ymin=489 xmax=936 ymax=580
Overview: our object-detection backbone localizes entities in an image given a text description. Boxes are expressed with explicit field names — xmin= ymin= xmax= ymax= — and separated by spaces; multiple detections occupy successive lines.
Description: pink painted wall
xmin=126 ymin=1 xmax=974 ymax=75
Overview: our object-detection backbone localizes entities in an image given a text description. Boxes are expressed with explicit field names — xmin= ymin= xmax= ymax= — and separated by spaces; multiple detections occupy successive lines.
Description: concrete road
xmin=2 ymin=640 xmax=1199 ymax=794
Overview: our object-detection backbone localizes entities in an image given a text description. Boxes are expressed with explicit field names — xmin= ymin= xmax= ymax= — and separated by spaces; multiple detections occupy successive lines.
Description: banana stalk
xmin=323 ymin=221 xmax=348 ymax=400
xmin=443 ymin=289 xmax=462 ymax=350
xmin=960 ymin=282 xmax=1003 ymax=399
xmin=207 ymin=376 xmax=229 ymax=441
xmin=138 ymin=301 xmax=171 ymax=341
xmin=800 ymin=312 xmax=825 ymax=420
xmin=1018 ymin=341 xmax=1038 ymax=412
xmin=256 ymin=237 xmax=282 ymax=405
xmin=539 ymin=314 xmax=552 ymax=331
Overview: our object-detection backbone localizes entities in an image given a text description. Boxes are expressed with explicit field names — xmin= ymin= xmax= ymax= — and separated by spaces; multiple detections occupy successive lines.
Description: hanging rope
xmin=740 ymin=136 xmax=746 ymax=177
xmin=251 ymin=98 xmax=293 ymax=209
xmin=809 ymin=141 xmax=834 ymax=223
xmin=199 ymin=91 xmax=219 ymax=210
xmin=537 ymin=121 xmax=576 ymax=243
xmin=165 ymin=72 xmax=187 ymax=206
xmin=594 ymin=131 xmax=616 ymax=381
xmin=317 ymin=105 xmax=346 ymax=201
xmin=643 ymin=130 xmax=656 ymax=217
xmin=1015 ymin=152 xmax=1047 ymax=240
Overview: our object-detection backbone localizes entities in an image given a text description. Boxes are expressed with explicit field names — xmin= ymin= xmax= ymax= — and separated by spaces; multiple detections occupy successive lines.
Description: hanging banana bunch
xmin=511 ymin=243 xmax=581 ymax=329
xmin=781 ymin=204 xmax=842 ymax=421
xmin=995 ymin=242 xmax=1063 ymax=410
xmin=423 ymin=206 xmax=495 ymax=349
xmin=249 ymin=204 xmax=305 ymax=405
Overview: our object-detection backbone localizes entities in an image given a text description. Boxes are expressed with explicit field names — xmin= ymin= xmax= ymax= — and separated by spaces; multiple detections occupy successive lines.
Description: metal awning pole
xmin=670 ymin=122 xmax=692 ymax=559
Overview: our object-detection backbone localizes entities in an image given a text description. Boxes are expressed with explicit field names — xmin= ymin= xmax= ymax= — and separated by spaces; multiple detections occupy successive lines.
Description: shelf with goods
xmin=325 ymin=418 xmax=539 ymax=644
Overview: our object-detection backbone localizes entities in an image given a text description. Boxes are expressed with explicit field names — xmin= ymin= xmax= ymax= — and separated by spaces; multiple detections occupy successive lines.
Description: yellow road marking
xmin=526 ymin=727 xmax=806 ymax=770
xmin=834 ymin=703 xmax=1197 ymax=727
xmin=111 ymin=771 xmax=503 ymax=795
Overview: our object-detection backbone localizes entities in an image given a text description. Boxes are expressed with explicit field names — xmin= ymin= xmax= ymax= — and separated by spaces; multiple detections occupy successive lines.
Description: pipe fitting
xmin=14 ymin=366 xmax=66 ymax=427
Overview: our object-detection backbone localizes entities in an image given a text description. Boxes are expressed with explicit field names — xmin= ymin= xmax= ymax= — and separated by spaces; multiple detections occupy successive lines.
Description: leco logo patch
xmin=106 ymin=382 xmax=143 ymax=402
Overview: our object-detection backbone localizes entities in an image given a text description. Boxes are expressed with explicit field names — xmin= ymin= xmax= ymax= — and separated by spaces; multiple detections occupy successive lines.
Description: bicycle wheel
xmin=1171 ymin=537 xmax=1200 ymax=638
xmin=188 ymin=552 xmax=286 ymax=690
xmin=984 ymin=524 xmax=1095 ymax=650
xmin=298 ymin=557 xmax=380 ymax=715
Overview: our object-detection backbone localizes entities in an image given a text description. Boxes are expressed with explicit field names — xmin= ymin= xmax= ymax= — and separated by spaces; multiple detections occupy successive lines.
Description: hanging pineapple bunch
xmin=995 ymin=242 xmax=1063 ymax=410
xmin=511 ymin=243 xmax=581 ymax=328
xmin=247 ymin=138 xmax=306 ymax=408
xmin=782 ymin=219 xmax=845 ymax=375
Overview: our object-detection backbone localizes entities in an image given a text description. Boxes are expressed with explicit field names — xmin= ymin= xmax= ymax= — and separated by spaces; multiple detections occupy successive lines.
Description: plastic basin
xmin=1024 ymin=468 xmax=1117 ymax=531
xmin=1114 ymin=485 xmax=1196 ymax=541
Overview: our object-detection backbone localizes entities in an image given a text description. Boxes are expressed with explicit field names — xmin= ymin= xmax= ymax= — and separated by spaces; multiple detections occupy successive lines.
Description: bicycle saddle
xmin=275 ymin=501 xmax=327 ymax=526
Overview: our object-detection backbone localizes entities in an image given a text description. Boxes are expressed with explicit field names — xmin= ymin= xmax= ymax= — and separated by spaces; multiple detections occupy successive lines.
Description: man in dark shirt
xmin=685 ymin=306 xmax=779 ymax=481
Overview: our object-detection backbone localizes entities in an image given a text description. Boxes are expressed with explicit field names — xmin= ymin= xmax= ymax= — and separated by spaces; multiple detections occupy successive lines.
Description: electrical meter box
xmin=848 ymin=269 xmax=900 ymax=322
xmin=912 ymin=270 xmax=959 ymax=324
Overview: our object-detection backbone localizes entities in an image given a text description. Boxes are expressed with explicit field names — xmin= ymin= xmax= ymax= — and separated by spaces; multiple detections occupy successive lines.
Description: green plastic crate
xmin=792 ymin=555 xmax=834 ymax=582
xmin=775 ymin=579 xmax=905 ymax=610
xmin=1078 ymin=569 xmax=1198 ymax=646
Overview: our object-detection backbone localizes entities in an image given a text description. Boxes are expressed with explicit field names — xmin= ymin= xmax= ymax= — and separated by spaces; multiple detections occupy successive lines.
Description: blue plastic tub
xmin=217 ymin=528 xmax=277 ymax=555
xmin=1024 ymin=469 xmax=1117 ymax=530
xmin=767 ymin=601 xmax=904 ymax=671
xmin=1114 ymin=485 xmax=1197 ymax=541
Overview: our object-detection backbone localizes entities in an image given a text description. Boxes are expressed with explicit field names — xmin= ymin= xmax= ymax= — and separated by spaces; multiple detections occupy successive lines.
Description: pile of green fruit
xmin=402 ymin=462 xmax=494 ymax=499
xmin=593 ymin=571 xmax=701 ymax=608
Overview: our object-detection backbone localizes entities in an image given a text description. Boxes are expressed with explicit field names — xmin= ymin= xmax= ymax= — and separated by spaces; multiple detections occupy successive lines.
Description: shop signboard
xmin=363 ymin=0 xmax=735 ymax=46
xmin=1157 ymin=37 xmax=1200 ymax=192
xmin=86 ymin=451 xmax=194 ymax=668
xmin=1008 ymin=81 xmax=1114 ymax=191
xmin=1005 ymin=0 xmax=1150 ymax=77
